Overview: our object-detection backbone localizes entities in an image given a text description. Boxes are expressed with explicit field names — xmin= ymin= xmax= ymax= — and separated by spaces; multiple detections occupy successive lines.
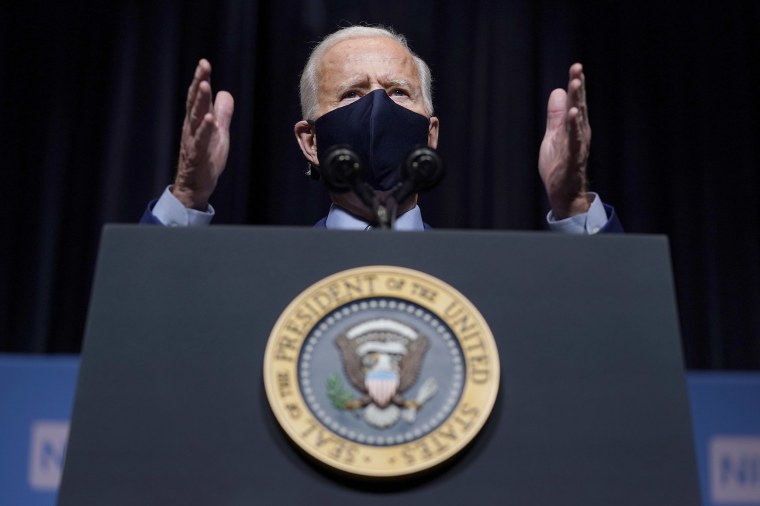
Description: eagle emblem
xmin=331 ymin=318 xmax=438 ymax=429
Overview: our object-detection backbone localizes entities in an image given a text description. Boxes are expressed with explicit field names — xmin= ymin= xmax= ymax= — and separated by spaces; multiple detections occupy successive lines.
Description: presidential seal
xmin=263 ymin=266 xmax=499 ymax=478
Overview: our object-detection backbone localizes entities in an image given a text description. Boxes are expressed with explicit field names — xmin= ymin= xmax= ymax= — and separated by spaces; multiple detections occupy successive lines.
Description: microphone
xmin=319 ymin=144 xmax=362 ymax=193
xmin=320 ymin=144 xmax=376 ymax=210
xmin=393 ymin=146 xmax=445 ymax=205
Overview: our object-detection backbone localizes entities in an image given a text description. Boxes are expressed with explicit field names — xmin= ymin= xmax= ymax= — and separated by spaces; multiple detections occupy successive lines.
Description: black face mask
xmin=314 ymin=89 xmax=431 ymax=191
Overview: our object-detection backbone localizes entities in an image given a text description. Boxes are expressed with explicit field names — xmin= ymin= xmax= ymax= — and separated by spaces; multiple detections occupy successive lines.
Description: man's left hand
xmin=538 ymin=63 xmax=593 ymax=219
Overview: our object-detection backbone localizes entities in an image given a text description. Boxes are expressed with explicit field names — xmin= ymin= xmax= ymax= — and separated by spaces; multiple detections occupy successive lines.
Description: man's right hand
xmin=173 ymin=59 xmax=235 ymax=210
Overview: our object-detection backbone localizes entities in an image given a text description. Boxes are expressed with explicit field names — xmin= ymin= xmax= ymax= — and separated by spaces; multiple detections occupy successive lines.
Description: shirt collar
xmin=325 ymin=204 xmax=425 ymax=231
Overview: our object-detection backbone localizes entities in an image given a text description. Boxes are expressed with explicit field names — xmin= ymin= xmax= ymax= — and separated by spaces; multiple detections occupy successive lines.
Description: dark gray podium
xmin=59 ymin=226 xmax=701 ymax=505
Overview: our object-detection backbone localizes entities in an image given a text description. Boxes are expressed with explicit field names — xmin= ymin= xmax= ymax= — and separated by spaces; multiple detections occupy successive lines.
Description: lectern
xmin=59 ymin=226 xmax=701 ymax=505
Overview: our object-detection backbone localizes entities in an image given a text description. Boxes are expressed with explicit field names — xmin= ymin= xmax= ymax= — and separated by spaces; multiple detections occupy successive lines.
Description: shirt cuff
xmin=546 ymin=192 xmax=608 ymax=235
xmin=151 ymin=186 xmax=215 ymax=227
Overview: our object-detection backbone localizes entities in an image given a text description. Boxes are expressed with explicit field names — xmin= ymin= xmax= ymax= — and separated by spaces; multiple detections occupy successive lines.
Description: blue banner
xmin=0 ymin=355 xmax=78 ymax=506
xmin=1 ymin=354 xmax=758 ymax=505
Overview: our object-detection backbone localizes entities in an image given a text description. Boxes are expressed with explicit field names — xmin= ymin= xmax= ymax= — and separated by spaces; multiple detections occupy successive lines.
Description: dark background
xmin=1 ymin=0 xmax=758 ymax=369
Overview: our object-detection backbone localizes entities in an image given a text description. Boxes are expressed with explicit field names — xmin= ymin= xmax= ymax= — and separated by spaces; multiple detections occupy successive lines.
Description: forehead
xmin=318 ymin=36 xmax=420 ymax=86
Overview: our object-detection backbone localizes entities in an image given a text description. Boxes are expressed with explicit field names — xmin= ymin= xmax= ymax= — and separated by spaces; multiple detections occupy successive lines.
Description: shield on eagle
xmin=365 ymin=370 xmax=399 ymax=407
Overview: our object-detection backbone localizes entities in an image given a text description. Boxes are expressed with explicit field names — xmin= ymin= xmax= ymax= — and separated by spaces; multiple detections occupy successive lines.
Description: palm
xmin=538 ymin=63 xmax=591 ymax=219
xmin=174 ymin=59 xmax=234 ymax=210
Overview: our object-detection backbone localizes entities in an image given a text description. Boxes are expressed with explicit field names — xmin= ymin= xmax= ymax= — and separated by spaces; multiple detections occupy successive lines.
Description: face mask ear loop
xmin=305 ymin=163 xmax=320 ymax=180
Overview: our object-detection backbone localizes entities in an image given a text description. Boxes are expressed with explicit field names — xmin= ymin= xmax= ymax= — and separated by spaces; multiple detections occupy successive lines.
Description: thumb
xmin=214 ymin=91 xmax=235 ymax=131
xmin=545 ymin=88 xmax=567 ymax=133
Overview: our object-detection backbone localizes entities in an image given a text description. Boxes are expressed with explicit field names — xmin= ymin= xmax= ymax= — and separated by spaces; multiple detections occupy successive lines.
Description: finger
xmin=567 ymin=106 xmax=591 ymax=162
xmin=567 ymin=106 xmax=582 ymax=153
xmin=566 ymin=77 xmax=583 ymax=117
xmin=186 ymin=59 xmax=211 ymax=112
xmin=545 ymin=88 xmax=567 ymax=133
xmin=568 ymin=62 xmax=583 ymax=82
xmin=190 ymin=80 xmax=213 ymax=133
xmin=580 ymin=71 xmax=587 ymax=112
xmin=214 ymin=91 xmax=235 ymax=132
xmin=580 ymin=72 xmax=590 ymax=131
xmin=568 ymin=62 xmax=583 ymax=98
xmin=568 ymin=63 xmax=589 ymax=122
xmin=195 ymin=112 xmax=215 ymax=153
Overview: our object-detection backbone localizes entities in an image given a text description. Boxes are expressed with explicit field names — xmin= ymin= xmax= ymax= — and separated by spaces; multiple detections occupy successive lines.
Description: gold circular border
xmin=263 ymin=265 xmax=500 ymax=478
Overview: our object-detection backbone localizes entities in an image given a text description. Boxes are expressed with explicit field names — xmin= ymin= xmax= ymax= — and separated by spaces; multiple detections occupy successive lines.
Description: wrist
xmin=550 ymin=192 xmax=591 ymax=220
xmin=171 ymin=183 xmax=211 ymax=211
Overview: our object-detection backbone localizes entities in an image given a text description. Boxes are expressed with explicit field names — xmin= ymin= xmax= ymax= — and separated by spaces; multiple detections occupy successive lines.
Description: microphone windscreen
xmin=320 ymin=144 xmax=364 ymax=193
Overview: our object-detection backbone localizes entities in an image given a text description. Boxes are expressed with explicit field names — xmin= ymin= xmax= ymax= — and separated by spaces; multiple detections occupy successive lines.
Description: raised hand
xmin=538 ymin=63 xmax=592 ymax=219
xmin=173 ymin=59 xmax=234 ymax=210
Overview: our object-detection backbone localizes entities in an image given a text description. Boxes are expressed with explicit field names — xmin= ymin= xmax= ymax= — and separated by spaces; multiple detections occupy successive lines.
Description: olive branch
xmin=326 ymin=373 xmax=354 ymax=410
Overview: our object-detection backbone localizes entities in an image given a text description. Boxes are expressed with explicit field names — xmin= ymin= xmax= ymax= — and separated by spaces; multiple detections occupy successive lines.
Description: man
xmin=142 ymin=25 xmax=621 ymax=233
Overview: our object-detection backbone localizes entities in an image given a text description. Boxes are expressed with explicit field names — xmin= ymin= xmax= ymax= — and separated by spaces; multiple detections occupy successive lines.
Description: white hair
xmin=299 ymin=25 xmax=434 ymax=120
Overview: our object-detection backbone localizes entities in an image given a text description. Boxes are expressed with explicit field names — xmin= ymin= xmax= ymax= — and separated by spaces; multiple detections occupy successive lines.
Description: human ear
xmin=427 ymin=117 xmax=440 ymax=149
xmin=294 ymin=120 xmax=319 ymax=166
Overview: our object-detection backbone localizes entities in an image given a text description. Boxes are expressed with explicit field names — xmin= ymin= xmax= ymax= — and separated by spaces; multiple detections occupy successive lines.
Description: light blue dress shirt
xmin=151 ymin=186 xmax=609 ymax=234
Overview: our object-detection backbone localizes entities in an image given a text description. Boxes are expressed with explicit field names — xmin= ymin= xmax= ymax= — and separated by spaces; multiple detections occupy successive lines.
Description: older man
xmin=142 ymin=25 xmax=621 ymax=233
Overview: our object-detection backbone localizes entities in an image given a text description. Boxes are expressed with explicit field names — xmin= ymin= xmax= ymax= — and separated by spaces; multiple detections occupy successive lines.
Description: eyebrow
xmin=384 ymin=78 xmax=414 ymax=90
xmin=336 ymin=76 xmax=369 ymax=96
